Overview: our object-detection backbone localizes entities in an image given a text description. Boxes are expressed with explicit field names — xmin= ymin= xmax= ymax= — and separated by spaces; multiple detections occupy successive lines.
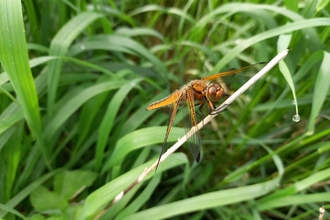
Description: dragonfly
xmin=147 ymin=63 xmax=265 ymax=170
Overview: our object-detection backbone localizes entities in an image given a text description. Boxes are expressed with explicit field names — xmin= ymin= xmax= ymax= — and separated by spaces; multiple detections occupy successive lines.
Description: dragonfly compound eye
xmin=207 ymin=83 xmax=224 ymax=102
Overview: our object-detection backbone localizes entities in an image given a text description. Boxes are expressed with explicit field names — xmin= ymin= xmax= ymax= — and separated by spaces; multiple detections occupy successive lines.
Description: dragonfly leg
xmin=210 ymin=104 xmax=229 ymax=115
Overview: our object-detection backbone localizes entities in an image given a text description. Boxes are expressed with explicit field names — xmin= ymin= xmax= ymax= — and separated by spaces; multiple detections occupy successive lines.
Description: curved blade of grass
xmin=101 ymin=5 xmax=136 ymax=27
xmin=0 ymin=56 xmax=60 ymax=87
xmin=0 ymin=0 xmax=50 ymax=166
xmin=101 ymin=62 xmax=159 ymax=78
xmin=257 ymin=166 xmax=330 ymax=210
xmin=254 ymin=50 xmax=324 ymax=117
xmin=0 ymin=203 xmax=27 ymax=220
xmin=307 ymin=51 xmax=330 ymax=134
xmin=75 ymin=92 xmax=108 ymax=150
xmin=69 ymin=35 xmax=168 ymax=78
xmin=198 ymin=3 xmax=321 ymax=48
xmin=102 ymin=126 xmax=184 ymax=173
xmin=115 ymin=27 xmax=164 ymax=41
xmin=194 ymin=4 xmax=324 ymax=71
xmin=43 ymin=80 xmax=126 ymax=146
xmin=212 ymin=18 xmax=330 ymax=72
xmin=178 ymin=0 xmax=195 ymax=37
xmin=180 ymin=40 xmax=220 ymax=63
xmin=129 ymin=4 xmax=195 ymax=25
xmin=277 ymin=33 xmax=301 ymax=121
xmin=121 ymin=177 xmax=280 ymax=220
xmin=0 ymin=72 xmax=10 ymax=86
xmin=0 ymin=55 xmax=105 ymax=136
xmin=95 ymin=78 xmax=143 ymax=171
xmin=199 ymin=3 xmax=305 ymax=23
xmin=47 ymin=11 xmax=104 ymax=114
xmin=0 ymin=126 xmax=15 ymax=152
xmin=0 ymin=104 xmax=23 ymax=135
xmin=26 ymin=43 xmax=49 ymax=53
xmin=258 ymin=192 xmax=330 ymax=211
xmin=2 ymin=122 xmax=23 ymax=204
xmin=69 ymin=39 xmax=136 ymax=56
xmin=317 ymin=0 xmax=330 ymax=11
xmin=284 ymin=142 xmax=330 ymax=174
xmin=23 ymin=0 xmax=40 ymax=43
xmin=221 ymin=138 xmax=284 ymax=186
xmin=278 ymin=61 xmax=298 ymax=112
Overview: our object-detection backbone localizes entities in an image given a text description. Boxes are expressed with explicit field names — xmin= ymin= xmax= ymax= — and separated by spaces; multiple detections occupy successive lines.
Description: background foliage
xmin=0 ymin=0 xmax=330 ymax=219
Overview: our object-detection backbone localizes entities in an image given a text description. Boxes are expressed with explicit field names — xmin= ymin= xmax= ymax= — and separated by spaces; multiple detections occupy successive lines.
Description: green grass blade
xmin=0 ymin=0 xmax=50 ymax=166
xmin=212 ymin=18 xmax=330 ymax=72
xmin=95 ymin=78 xmax=143 ymax=171
xmin=102 ymin=126 xmax=184 ymax=172
xmin=47 ymin=11 xmax=104 ymax=114
xmin=307 ymin=51 xmax=330 ymax=134
xmin=257 ymin=167 xmax=330 ymax=210
xmin=115 ymin=27 xmax=165 ymax=41
xmin=0 ymin=203 xmax=27 ymax=220
xmin=70 ymin=35 xmax=168 ymax=78
xmin=43 ymin=80 xmax=126 ymax=146
xmin=121 ymin=178 xmax=280 ymax=220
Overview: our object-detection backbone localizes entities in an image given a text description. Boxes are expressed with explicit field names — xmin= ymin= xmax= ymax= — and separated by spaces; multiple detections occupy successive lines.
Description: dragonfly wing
xmin=155 ymin=92 xmax=183 ymax=171
xmin=147 ymin=90 xmax=182 ymax=110
xmin=201 ymin=62 xmax=266 ymax=81
xmin=183 ymin=87 xmax=202 ymax=163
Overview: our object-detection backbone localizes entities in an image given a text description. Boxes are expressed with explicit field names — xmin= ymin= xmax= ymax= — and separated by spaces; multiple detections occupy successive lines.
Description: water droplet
xmin=80 ymin=45 xmax=85 ymax=50
xmin=292 ymin=100 xmax=296 ymax=105
xmin=292 ymin=114 xmax=300 ymax=122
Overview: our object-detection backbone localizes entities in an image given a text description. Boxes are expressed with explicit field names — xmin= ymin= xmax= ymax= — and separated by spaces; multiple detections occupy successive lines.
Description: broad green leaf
xmin=30 ymin=186 xmax=69 ymax=212
xmin=0 ymin=169 xmax=63 ymax=218
xmin=53 ymin=170 xmax=98 ymax=200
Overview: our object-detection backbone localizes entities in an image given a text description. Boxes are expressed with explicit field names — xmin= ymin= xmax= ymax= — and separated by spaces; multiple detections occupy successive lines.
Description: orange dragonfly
xmin=147 ymin=63 xmax=265 ymax=170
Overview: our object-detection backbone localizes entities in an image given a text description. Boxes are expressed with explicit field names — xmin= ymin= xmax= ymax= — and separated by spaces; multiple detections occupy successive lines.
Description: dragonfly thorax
xmin=189 ymin=80 xmax=208 ymax=101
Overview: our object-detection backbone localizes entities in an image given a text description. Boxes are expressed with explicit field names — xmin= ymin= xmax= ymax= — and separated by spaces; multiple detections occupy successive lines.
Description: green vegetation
xmin=1 ymin=0 xmax=330 ymax=219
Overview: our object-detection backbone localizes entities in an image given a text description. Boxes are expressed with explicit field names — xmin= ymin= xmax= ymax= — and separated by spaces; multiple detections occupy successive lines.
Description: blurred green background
xmin=1 ymin=0 xmax=330 ymax=219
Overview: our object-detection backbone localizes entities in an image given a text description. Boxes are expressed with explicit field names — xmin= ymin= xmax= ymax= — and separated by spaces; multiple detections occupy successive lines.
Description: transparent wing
xmin=155 ymin=93 xmax=182 ymax=171
xmin=202 ymin=62 xmax=266 ymax=82
xmin=182 ymin=88 xmax=202 ymax=163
